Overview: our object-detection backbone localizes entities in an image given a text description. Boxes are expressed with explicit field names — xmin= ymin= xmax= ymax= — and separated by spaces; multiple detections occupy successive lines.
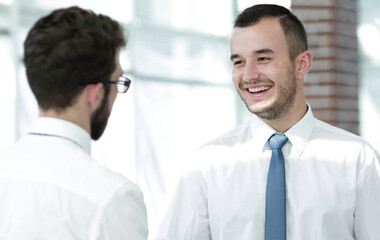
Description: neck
xmin=262 ymin=102 xmax=308 ymax=133
xmin=39 ymin=107 xmax=91 ymax=134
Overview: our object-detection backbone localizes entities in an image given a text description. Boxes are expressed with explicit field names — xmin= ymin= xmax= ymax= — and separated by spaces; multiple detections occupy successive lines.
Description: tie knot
xmin=269 ymin=133 xmax=288 ymax=150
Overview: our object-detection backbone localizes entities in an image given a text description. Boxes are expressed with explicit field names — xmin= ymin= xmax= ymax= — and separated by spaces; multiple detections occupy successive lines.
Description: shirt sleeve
xmin=354 ymin=151 xmax=380 ymax=239
xmin=156 ymin=168 xmax=211 ymax=240
xmin=97 ymin=182 xmax=149 ymax=240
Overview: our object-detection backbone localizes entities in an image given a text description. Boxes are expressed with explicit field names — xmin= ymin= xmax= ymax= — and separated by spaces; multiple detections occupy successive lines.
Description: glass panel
xmin=0 ymin=0 xmax=12 ymax=5
xmin=23 ymin=0 xmax=133 ymax=23
xmin=0 ymin=34 xmax=16 ymax=148
xmin=132 ymin=28 xmax=232 ymax=84
xmin=17 ymin=64 xmax=38 ymax=136
xmin=237 ymin=0 xmax=291 ymax=11
xmin=137 ymin=0 xmax=233 ymax=36
xmin=133 ymin=79 xmax=237 ymax=237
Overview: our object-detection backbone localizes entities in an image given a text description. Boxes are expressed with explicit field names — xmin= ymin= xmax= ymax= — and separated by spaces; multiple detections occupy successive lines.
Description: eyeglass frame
xmin=80 ymin=75 xmax=131 ymax=93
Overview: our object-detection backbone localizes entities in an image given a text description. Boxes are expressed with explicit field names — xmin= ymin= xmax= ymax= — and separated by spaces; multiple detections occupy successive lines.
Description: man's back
xmin=0 ymin=118 xmax=148 ymax=239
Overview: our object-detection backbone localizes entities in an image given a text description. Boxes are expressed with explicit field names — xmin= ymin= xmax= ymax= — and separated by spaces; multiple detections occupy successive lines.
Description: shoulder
xmin=313 ymin=118 xmax=359 ymax=139
xmin=312 ymin=118 xmax=372 ymax=148
xmin=183 ymin=120 xmax=253 ymax=174
xmin=91 ymin=169 xmax=148 ymax=240
xmin=75 ymin=155 xmax=148 ymax=239
xmin=73 ymin=152 xmax=142 ymax=202
xmin=310 ymin=118 xmax=379 ymax=164
xmin=201 ymin=120 xmax=252 ymax=150
xmin=0 ymin=134 xmax=140 ymax=203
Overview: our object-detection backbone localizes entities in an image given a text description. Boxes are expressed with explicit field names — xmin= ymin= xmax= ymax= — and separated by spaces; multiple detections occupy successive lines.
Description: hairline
xmin=233 ymin=15 xmax=305 ymax=62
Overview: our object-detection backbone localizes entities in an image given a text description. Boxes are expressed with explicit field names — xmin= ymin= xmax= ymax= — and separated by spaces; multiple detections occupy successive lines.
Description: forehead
xmin=230 ymin=18 xmax=288 ymax=56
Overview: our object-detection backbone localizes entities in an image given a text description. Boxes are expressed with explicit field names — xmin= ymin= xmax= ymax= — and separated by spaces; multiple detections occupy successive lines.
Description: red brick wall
xmin=291 ymin=0 xmax=359 ymax=134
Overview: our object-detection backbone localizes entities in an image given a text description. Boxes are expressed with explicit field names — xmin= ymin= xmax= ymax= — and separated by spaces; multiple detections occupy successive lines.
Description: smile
xmin=248 ymin=86 xmax=271 ymax=93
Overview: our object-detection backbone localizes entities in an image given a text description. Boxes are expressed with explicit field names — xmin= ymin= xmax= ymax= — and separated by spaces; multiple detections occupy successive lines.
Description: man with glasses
xmin=0 ymin=6 xmax=148 ymax=239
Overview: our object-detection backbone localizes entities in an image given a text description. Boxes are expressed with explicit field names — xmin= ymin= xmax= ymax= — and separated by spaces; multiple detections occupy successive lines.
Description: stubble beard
xmin=90 ymin=94 xmax=111 ymax=140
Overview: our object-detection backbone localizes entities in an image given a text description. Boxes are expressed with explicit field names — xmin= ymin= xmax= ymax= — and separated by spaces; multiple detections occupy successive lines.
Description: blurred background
xmin=0 ymin=0 xmax=378 ymax=238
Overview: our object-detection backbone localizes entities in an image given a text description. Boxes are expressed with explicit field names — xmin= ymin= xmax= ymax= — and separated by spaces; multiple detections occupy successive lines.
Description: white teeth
xmin=248 ymin=86 xmax=270 ymax=93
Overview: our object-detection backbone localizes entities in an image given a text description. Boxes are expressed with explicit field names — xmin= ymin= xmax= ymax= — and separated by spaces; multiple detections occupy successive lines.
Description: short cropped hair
xmin=24 ymin=6 xmax=127 ymax=110
xmin=234 ymin=4 xmax=308 ymax=61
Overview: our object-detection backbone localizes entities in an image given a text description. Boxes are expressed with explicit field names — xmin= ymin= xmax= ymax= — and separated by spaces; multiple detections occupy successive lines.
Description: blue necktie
xmin=265 ymin=133 xmax=288 ymax=240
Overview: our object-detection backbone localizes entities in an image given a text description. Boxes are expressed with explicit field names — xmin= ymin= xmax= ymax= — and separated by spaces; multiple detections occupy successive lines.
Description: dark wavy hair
xmin=234 ymin=4 xmax=308 ymax=61
xmin=24 ymin=6 xmax=127 ymax=110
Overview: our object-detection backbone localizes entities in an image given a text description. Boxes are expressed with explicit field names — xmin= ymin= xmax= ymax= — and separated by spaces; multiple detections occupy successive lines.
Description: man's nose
xmin=242 ymin=61 xmax=260 ymax=82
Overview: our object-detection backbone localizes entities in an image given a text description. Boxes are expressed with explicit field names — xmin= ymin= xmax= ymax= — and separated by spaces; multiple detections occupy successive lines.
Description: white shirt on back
xmin=157 ymin=107 xmax=380 ymax=240
xmin=0 ymin=117 xmax=148 ymax=240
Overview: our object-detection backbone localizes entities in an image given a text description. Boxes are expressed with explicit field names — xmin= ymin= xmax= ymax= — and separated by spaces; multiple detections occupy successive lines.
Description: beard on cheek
xmin=90 ymin=94 xmax=111 ymax=140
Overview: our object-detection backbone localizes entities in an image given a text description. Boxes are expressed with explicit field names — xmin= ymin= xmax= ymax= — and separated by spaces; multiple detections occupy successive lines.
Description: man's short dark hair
xmin=234 ymin=4 xmax=308 ymax=61
xmin=24 ymin=6 xmax=127 ymax=110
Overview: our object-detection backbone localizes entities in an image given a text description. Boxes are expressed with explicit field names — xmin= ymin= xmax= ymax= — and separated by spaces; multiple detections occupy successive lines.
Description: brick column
xmin=291 ymin=0 xmax=359 ymax=134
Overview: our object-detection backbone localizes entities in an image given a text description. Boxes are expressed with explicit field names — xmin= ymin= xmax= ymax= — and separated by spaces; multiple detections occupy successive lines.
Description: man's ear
xmin=295 ymin=50 xmax=312 ymax=80
xmin=84 ymin=83 xmax=104 ymax=109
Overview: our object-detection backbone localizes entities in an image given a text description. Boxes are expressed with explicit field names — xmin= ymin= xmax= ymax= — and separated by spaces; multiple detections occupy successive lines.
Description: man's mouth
xmin=248 ymin=86 xmax=271 ymax=93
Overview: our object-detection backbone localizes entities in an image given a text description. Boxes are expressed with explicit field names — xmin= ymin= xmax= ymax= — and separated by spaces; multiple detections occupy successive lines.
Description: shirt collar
xmin=249 ymin=114 xmax=277 ymax=153
xmin=29 ymin=117 xmax=91 ymax=154
xmin=248 ymin=105 xmax=315 ymax=155
xmin=285 ymin=105 xmax=315 ymax=157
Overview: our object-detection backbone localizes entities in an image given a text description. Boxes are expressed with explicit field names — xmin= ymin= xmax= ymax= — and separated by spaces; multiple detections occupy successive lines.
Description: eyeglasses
xmin=81 ymin=76 xmax=131 ymax=93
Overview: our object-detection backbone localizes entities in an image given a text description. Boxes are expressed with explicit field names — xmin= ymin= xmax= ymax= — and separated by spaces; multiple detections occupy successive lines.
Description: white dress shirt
xmin=157 ymin=107 xmax=380 ymax=240
xmin=0 ymin=117 xmax=148 ymax=240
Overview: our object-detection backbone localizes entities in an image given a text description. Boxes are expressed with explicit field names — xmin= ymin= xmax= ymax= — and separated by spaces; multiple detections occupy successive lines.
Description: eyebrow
xmin=230 ymin=54 xmax=239 ymax=61
xmin=255 ymin=48 xmax=274 ymax=54
xmin=230 ymin=48 xmax=275 ymax=61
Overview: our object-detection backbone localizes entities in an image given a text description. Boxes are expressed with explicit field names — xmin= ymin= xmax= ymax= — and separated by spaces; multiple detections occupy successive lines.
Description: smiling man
xmin=156 ymin=4 xmax=380 ymax=240
xmin=230 ymin=16 xmax=308 ymax=132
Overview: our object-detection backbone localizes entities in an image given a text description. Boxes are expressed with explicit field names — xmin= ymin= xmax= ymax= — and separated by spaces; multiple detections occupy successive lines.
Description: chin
xmin=247 ymin=101 xmax=271 ymax=113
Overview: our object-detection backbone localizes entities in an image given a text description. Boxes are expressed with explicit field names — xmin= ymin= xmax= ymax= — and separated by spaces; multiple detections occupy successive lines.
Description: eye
xmin=233 ymin=60 xmax=243 ymax=66
xmin=257 ymin=57 xmax=271 ymax=63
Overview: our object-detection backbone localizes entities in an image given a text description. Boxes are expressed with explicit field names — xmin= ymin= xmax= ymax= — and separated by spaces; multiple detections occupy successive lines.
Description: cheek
xmin=108 ymin=88 xmax=118 ymax=108
xmin=232 ymin=69 xmax=242 ymax=86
